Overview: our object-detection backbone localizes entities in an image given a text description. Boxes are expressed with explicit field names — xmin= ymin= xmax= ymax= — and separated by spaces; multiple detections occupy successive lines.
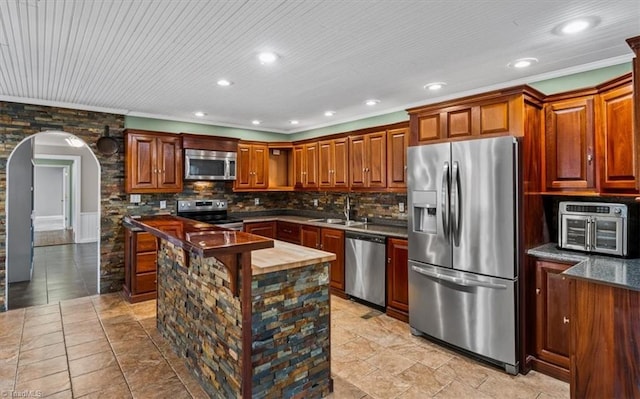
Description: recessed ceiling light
xmin=252 ymin=120 xmax=261 ymax=125
xmin=258 ymin=52 xmax=278 ymax=65
xmin=423 ymin=82 xmax=447 ymax=91
xmin=553 ymin=17 xmax=599 ymax=35
xmin=324 ymin=111 xmax=336 ymax=117
xmin=217 ymin=79 xmax=232 ymax=87
xmin=289 ymin=120 xmax=299 ymax=125
xmin=194 ymin=111 xmax=207 ymax=117
xmin=365 ymin=99 xmax=380 ymax=106
xmin=508 ymin=58 xmax=538 ymax=69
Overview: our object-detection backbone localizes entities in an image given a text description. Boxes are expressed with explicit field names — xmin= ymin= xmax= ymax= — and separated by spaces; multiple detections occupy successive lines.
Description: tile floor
xmin=0 ymin=293 xmax=569 ymax=398
xmin=8 ymin=243 xmax=98 ymax=310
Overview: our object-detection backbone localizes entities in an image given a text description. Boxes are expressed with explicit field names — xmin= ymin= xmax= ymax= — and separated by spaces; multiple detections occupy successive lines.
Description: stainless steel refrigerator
xmin=408 ymin=135 xmax=520 ymax=374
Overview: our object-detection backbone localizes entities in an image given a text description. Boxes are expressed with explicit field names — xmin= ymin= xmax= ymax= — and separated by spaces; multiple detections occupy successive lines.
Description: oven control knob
xmin=614 ymin=207 xmax=622 ymax=215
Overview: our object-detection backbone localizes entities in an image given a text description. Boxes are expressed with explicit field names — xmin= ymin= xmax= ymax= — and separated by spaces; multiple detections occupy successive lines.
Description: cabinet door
xmin=367 ymin=131 xmax=387 ymax=188
xmin=156 ymin=136 xmax=183 ymax=192
xmin=321 ymin=228 xmax=345 ymax=291
xmin=276 ymin=221 xmax=301 ymax=244
xmin=387 ymin=127 xmax=408 ymax=188
xmin=236 ymin=143 xmax=252 ymax=189
xmin=386 ymin=238 xmax=409 ymax=320
xmin=293 ymin=145 xmax=305 ymax=188
xmin=535 ymin=260 xmax=571 ymax=369
xmin=300 ymin=225 xmax=321 ymax=249
xmin=244 ymin=221 xmax=276 ymax=238
xmin=304 ymin=143 xmax=319 ymax=188
xmin=598 ymin=83 xmax=637 ymax=191
xmin=545 ymin=97 xmax=595 ymax=191
xmin=349 ymin=135 xmax=366 ymax=188
xmin=127 ymin=133 xmax=157 ymax=192
xmin=318 ymin=140 xmax=333 ymax=188
xmin=333 ymin=138 xmax=349 ymax=188
xmin=251 ymin=144 xmax=269 ymax=189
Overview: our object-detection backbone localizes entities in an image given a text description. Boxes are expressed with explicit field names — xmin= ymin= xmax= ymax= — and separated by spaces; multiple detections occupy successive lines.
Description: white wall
xmin=34 ymin=144 xmax=99 ymax=213
xmin=34 ymin=166 xmax=64 ymax=217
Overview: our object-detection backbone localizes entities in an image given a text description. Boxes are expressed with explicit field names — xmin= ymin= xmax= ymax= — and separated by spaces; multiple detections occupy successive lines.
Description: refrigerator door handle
xmin=451 ymin=161 xmax=461 ymax=246
xmin=441 ymin=161 xmax=450 ymax=239
xmin=411 ymin=265 xmax=508 ymax=289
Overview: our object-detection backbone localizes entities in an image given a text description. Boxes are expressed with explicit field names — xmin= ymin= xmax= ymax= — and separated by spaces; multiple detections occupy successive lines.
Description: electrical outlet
xmin=160 ymin=200 xmax=167 ymax=209
xmin=254 ymin=198 xmax=260 ymax=205
xmin=313 ymin=199 xmax=318 ymax=207
xmin=130 ymin=194 xmax=141 ymax=203
xmin=399 ymin=202 xmax=405 ymax=212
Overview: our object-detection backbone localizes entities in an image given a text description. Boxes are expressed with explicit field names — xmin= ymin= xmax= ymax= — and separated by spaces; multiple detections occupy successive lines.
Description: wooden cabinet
xmin=300 ymin=225 xmax=321 ymax=249
xmin=243 ymin=221 xmax=276 ymax=238
xmin=386 ymin=238 xmax=408 ymax=322
xmin=569 ymin=278 xmax=640 ymax=399
xmin=597 ymin=77 xmax=637 ymax=192
xmin=318 ymin=138 xmax=349 ymax=189
xmin=293 ymin=143 xmax=319 ymax=189
xmin=321 ymin=228 xmax=345 ymax=295
xmin=531 ymin=260 xmax=572 ymax=381
xmin=276 ymin=221 xmax=301 ymax=244
xmin=386 ymin=127 xmax=409 ymax=189
xmin=349 ymin=131 xmax=387 ymax=189
xmin=125 ymin=130 xmax=183 ymax=193
xmin=544 ymin=95 xmax=596 ymax=192
xmin=408 ymin=93 xmax=524 ymax=145
xmin=236 ymin=143 xmax=269 ymax=190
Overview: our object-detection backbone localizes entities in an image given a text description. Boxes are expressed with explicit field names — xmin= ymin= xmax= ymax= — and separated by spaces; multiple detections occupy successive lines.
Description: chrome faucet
xmin=344 ymin=195 xmax=350 ymax=221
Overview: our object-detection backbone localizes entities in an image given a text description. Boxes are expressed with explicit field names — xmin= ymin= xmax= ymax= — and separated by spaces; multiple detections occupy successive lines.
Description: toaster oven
xmin=558 ymin=202 xmax=628 ymax=257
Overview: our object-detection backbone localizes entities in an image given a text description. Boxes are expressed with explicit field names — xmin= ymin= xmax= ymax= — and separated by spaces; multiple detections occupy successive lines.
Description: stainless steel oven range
xmin=558 ymin=201 xmax=629 ymax=256
xmin=176 ymin=200 xmax=243 ymax=231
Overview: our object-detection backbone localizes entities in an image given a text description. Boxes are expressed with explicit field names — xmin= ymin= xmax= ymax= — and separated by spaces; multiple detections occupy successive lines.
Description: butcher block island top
xmin=123 ymin=215 xmax=335 ymax=398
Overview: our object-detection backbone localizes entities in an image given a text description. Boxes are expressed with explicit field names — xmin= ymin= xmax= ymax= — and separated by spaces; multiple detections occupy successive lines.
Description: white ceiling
xmin=0 ymin=1 xmax=638 ymax=134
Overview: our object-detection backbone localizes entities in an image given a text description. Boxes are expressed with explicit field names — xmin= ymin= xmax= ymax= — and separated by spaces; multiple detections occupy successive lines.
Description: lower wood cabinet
xmin=528 ymin=259 xmax=572 ymax=382
xmin=321 ymin=228 xmax=345 ymax=296
xmin=243 ymin=221 xmax=276 ymax=238
xmin=300 ymin=225 xmax=321 ymax=249
xmin=124 ymin=229 xmax=159 ymax=303
xmin=276 ymin=221 xmax=301 ymax=244
xmin=386 ymin=238 xmax=408 ymax=322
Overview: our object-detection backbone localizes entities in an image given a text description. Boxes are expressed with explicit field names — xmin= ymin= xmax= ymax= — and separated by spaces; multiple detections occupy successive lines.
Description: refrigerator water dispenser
xmin=412 ymin=191 xmax=437 ymax=234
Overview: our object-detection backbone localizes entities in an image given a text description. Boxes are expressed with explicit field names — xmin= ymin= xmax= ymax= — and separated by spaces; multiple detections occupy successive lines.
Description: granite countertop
xmin=252 ymin=240 xmax=336 ymax=275
xmin=241 ymin=215 xmax=408 ymax=239
xmin=528 ymin=243 xmax=640 ymax=292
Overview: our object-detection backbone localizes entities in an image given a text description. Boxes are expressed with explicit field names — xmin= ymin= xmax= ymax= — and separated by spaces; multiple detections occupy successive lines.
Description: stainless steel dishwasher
xmin=345 ymin=231 xmax=386 ymax=307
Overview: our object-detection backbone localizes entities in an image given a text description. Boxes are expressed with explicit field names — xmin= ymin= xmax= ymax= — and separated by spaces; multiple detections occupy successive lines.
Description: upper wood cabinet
xmin=293 ymin=143 xmax=319 ymax=189
xmin=236 ymin=142 xmax=268 ymax=190
xmin=597 ymin=77 xmax=637 ymax=192
xmin=386 ymin=127 xmax=409 ymax=189
xmin=543 ymin=95 xmax=596 ymax=192
xmin=125 ymin=130 xmax=183 ymax=193
xmin=318 ymin=138 xmax=349 ymax=189
xmin=349 ymin=131 xmax=387 ymax=189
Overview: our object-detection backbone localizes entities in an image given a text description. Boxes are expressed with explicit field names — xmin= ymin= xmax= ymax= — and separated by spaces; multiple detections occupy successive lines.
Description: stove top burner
xmin=176 ymin=199 xmax=240 ymax=225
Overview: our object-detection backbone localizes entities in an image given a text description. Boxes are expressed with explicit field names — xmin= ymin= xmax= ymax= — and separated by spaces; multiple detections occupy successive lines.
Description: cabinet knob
xmin=563 ymin=316 xmax=570 ymax=324
xmin=536 ymin=288 xmax=540 ymax=295
xmin=387 ymin=257 xmax=391 ymax=264
xmin=587 ymin=154 xmax=593 ymax=164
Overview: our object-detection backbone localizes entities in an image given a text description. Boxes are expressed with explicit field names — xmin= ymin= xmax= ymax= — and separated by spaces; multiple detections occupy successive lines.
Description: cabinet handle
xmin=536 ymin=288 xmax=540 ymax=295
xmin=387 ymin=257 xmax=391 ymax=264
xmin=563 ymin=316 xmax=570 ymax=324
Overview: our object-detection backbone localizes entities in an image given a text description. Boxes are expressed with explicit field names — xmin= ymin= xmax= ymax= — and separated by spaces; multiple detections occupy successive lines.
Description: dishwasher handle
xmin=345 ymin=231 xmax=386 ymax=244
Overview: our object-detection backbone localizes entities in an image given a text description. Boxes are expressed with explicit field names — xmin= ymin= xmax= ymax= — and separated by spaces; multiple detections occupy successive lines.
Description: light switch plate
xmin=313 ymin=199 xmax=318 ymax=207
xmin=130 ymin=194 xmax=141 ymax=203
xmin=160 ymin=200 xmax=167 ymax=209
xmin=254 ymin=198 xmax=260 ymax=205
xmin=399 ymin=202 xmax=405 ymax=212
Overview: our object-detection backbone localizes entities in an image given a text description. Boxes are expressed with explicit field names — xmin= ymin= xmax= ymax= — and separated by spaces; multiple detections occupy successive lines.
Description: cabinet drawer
xmin=135 ymin=272 xmax=157 ymax=293
xmin=136 ymin=232 xmax=157 ymax=252
xmin=136 ymin=252 xmax=157 ymax=273
xmin=277 ymin=221 xmax=301 ymax=244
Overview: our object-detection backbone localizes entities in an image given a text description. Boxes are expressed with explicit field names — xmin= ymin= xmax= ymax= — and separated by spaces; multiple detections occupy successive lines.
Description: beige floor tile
xmin=350 ymin=369 xmax=412 ymax=399
xmin=332 ymin=336 xmax=383 ymax=362
xmin=129 ymin=301 xmax=157 ymax=320
xmin=477 ymin=374 xmax=540 ymax=398
xmin=18 ymin=343 xmax=66 ymax=366
xmin=24 ymin=304 xmax=57 ymax=318
xmin=332 ymin=326 xmax=357 ymax=347
xmin=130 ymin=374 xmax=191 ymax=399
xmin=24 ymin=312 xmax=61 ymax=327
xmin=434 ymin=380 xmax=493 ymax=399
xmin=102 ymin=322 xmax=148 ymax=342
xmin=397 ymin=362 xmax=450 ymax=396
xmin=20 ymin=331 xmax=64 ymax=352
xmin=14 ymin=370 xmax=70 ymax=398
xmin=0 ymin=362 xmax=17 ymax=383
xmin=76 ymin=382 xmax=132 ymax=398
xmin=71 ymin=364 xmax=127 ymax=397
xmin=169 ymin=362 xmax=211 ymax=399
xmin=397 ymin=386 xmax=437 ymax=399
xmin=364 ymin=349 xmax=415 ymax=376
xmin=332 ymin=358 xmax=378 ymax=381
xmin=123 ymin=361 xmax=176 ymax=391
xmin=21 ymin=320 xmax=62 ymax=339
xmin=61 ymin=310 xmax=98 ymax=325
xmin=66 ymin=338 xmax=111 ymax=361
xmin=17 ymin=355 xmax=68 ymax=383
xmin=69 ymin=350 xmax=118 ymax=377
xmin=518 ymin=371 xmax=569 ymax=398
xmin=64 ymin=329 xmax=107 ymax=347
xmin=45 ymin=389 xmax=73 ymax=398
xmin=435 ymin=356 xmax=492 ymax=389
xmin=61 ymin=319 xmax=103 ymax=335
xmin=327 ymin=375 xmax=368 ymax=399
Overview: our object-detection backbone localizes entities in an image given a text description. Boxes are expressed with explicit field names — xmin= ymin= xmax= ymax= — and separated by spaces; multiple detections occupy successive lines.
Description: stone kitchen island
xmin=124 ymin=215 xmax=336 ymax=399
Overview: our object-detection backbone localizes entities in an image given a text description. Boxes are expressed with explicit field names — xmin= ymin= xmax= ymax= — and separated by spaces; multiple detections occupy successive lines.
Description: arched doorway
xmin=5 ymin=131 xmax=101 ymax=309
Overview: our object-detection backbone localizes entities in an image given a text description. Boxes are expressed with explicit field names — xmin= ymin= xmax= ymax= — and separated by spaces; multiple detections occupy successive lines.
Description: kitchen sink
xmin=306 ymin=218 xmax=365 ymax=227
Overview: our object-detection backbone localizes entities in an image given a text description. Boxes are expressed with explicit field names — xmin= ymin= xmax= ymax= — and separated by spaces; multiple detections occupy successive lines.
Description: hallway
xmin=8 ymin=243 xmax=98 ymax=310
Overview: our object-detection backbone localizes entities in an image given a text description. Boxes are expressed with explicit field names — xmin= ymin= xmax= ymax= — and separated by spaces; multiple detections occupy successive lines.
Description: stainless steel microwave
xmin=184 ymin=149 xmax=236 ymax=180
xmin=558 ymin=202 xmax=628 ymax=257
